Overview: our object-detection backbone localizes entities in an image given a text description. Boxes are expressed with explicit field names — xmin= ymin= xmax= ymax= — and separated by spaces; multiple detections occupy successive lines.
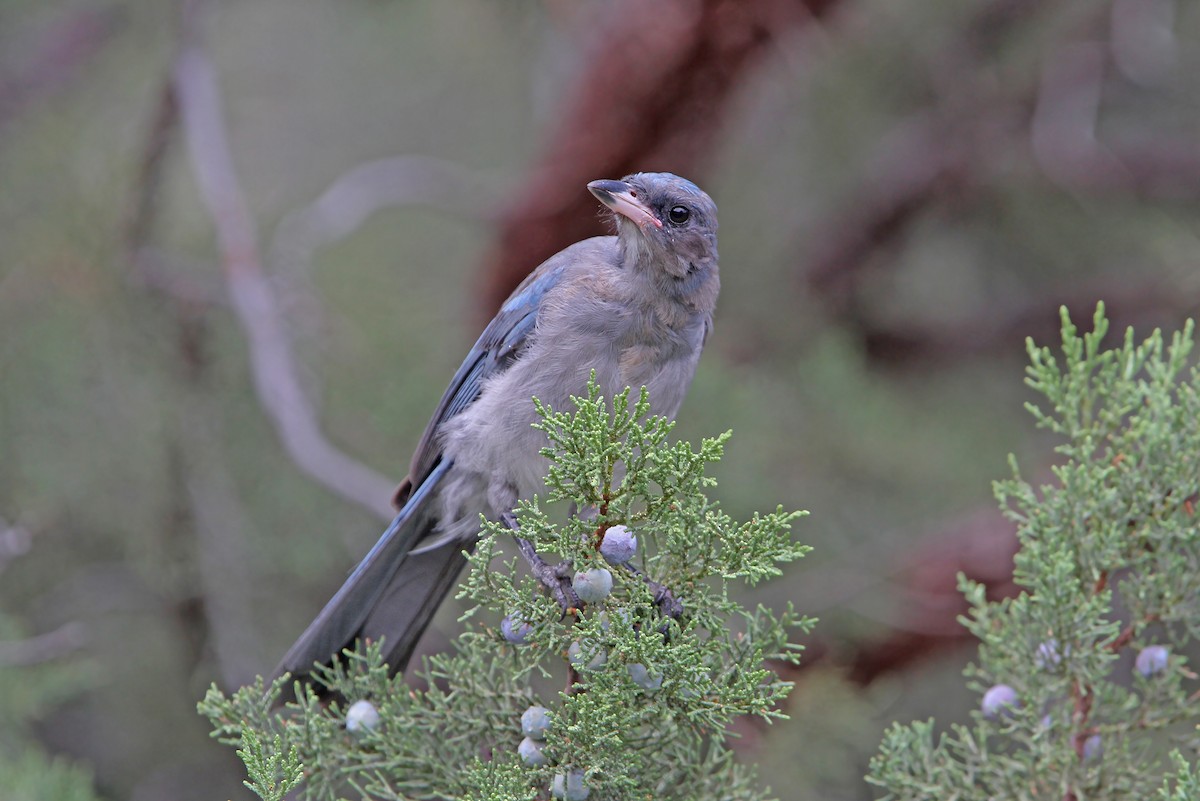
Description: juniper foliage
xmin=868 ymin=305 xmax=1200 ymax=800
xmin=199 ymin=378 xmax=812 ymax=800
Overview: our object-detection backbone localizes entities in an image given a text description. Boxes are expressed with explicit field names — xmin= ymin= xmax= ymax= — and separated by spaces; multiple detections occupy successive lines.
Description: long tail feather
xmin=361 ymin=538 xmax=470 ymax=675
xmin=274 ymin=459 xmax=452 ymax=682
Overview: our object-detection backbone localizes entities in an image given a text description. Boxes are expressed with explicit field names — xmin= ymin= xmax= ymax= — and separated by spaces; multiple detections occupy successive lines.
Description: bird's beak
xmin=588 ymin=180 xmax=662 ymax=230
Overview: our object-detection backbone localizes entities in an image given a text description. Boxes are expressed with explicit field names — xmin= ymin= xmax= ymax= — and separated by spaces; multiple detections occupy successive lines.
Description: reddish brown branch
xmin=841 ymin=510 xmax=1020 ymax=685
xmin=124 ymin=79 xmax=179 ymax=255
xmin=801 ymin=1 xmax=1200 ymax=366
xmin=1107 ymin=625 xmax=1135 ymax=654
xmin=859 ymin=276 xmax=1196 ymax=366
xmin=801 ymin=0 xmax=1047 ymax=310
xmin=479 ymin=0 xmax=840 ymax=318
xmin=726 ymin=507 xmax=1019 ymax=752
xmin=1070 ymin=680 xmax=1095 ymax=759
xmin=1107 ymin=613 xmax=1158 ymax=654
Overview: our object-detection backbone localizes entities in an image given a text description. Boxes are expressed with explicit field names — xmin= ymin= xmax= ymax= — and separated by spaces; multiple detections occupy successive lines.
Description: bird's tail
xmin=359 ymin=537 xmax=470 ymax=673
xmin=274 ymin=459 xmax=461 ymax=686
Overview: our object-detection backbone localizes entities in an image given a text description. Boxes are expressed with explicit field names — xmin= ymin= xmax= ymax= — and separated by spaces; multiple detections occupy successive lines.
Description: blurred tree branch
xmin=123 ymin=78 xmax=177 ymax=257
xmin=792 ymin=506 xmax=1018 ymax=683
xmin=803 ymin=0 xmax=1042 ymax=312
xmin=181 ymin=417 xmax=266 ymax=687
xmin=479 ymin=0 xmax=842 ymax=318
xmin=0 ymin=514 xmax=32 ymax=577
xmin=860 ymin=276 xmax=1191 ymax=363
xmin=0 ymin=621 xmax=87 ymax=668
xmin=0 ymin=5 xmax=122 ymax=137
xmin=268 ymin=154 xmax=493 ymax=280
xmin=1031 ymin=37 xmax=1200 ymax=198
xmin=728 ymin=506 xmax=1019 ymax=754
xmin=171 ymin=0 xmax=396 ymax=521
xmin=837 ymin=509 xmax=1018 ymax=685
xmin=802 ymin=0 xmax=1200 ymax=363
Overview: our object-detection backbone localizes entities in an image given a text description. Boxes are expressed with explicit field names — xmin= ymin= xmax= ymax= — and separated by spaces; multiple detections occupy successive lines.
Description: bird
xmin=275 ymin=172 xmax=719 ymax=685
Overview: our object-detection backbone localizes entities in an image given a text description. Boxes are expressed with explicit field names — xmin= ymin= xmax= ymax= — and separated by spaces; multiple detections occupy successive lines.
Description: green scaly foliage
xmin=869 ymin=305 xmax=1200 ymax=800
xmin=199 ymin=377 xmax=812 ymax=800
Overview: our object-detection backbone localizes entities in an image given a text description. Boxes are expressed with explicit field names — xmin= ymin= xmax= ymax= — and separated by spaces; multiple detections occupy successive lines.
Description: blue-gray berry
xmin=518 ymin=736 xmax=547 ymax=766
xmin=1135 ymin=645 xmax=1169 ymax=677
xmin=627 ymin=663 xmax=663 ymax=691
xmin=597 ymin=608 xmax=632 ymax=634
xmin=551 ymin=770 xmax=589 ymax=800
xmin=1082 ymin=734 xmax=1103 ymax=761
xmin=981 ymin=684 xmax=1019 ymax=720
xmin=345 ymin=699 xmax=380 ymax=733
xmin=521 ymin=705 xmax=552 ymax=739
xmin=1035 ymin=639 xmax=1063 ymax=670
xmin=599 ymin=525 xmax=638 ymax=564
xmin=572 ymin=568 xmax=613 ymax=603
xmin=501 ymin=614 xmax=533 ymax=644
xmin=567 ymin=640 xmax=607 ymax=671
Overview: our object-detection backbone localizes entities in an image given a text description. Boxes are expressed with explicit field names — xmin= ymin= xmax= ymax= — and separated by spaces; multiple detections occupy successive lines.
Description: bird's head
xmin=588 ymin=172 xmax=718 ymax=298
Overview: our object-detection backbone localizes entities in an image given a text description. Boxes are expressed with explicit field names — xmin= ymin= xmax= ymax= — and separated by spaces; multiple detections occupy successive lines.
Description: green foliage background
xmin=870 ymin=307 xmax=1200 ymax=799
xmin=201 ymin=383 xmax=813 ymax=800
xmin=1 ymin=0 xmax=1199 ymax=799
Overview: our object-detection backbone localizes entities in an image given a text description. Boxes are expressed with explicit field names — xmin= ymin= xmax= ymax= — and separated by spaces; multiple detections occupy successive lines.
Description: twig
xmin=0 ymin=621 xmax=88 ymax=668
xmin=172 ymin=8 xmax=395 ymax=521
xmin=1106 ymin=621 xmax=1140 ymax=653
xmin=502 ymin=513 xmax=579 ymax=613
xmin=1070 ymin=679 xmax=1095 ymax=761
xmin=123 ymin=77 xmax=179 ymax=255
xmin=269 ymin=154 xmax=492 ymax=279
xmin=622 ymin=562 xmax=684 ymax=620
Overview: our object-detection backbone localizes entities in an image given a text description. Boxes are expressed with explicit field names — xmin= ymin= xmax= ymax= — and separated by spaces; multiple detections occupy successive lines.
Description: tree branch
xmin=478 ymin=0 xmax=841 ymax=318
xmin=801 ymin=0 xmax=1200 ymax=364
xmin=0 ymin=621 xmax=87 ymax=668
xmin=172 ymin=7 xmax=395 ymax=521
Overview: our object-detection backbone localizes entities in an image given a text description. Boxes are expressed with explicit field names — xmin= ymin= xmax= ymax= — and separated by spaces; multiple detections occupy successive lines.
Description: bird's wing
xmin=274 ymin=457 xmax=451 ymax=682
xmin=277 ymin=252 xmax=575 ymax=681
xmin=396 ymin=243 xmax=603 ymax=505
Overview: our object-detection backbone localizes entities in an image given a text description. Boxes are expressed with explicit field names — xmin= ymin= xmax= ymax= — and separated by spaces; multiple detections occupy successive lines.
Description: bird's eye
xmin=667 ymin=205 xmax=690 ymax=225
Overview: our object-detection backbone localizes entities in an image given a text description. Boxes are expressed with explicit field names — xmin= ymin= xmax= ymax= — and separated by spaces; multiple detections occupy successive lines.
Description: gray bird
xmin=275 ymin=172 xmax=719 ymax=684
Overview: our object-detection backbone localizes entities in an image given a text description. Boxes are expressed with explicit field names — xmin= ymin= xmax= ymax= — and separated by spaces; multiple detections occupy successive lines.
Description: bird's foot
xmin=501 ymin=512 xmax=580 ymax=613
xmin=623 ymin=562 xmax=684 ymax=620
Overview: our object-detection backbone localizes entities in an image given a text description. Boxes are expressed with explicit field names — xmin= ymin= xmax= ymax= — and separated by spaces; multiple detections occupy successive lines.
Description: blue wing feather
xmin=283 ymin=265 xmax=557 ymax=676
xmin=399 ymin=260 xmax=569 ymax=498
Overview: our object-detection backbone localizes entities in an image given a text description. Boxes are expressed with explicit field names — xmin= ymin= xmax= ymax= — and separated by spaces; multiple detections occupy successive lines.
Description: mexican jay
xmin=276 ymin=172 xmax=719 ymax=683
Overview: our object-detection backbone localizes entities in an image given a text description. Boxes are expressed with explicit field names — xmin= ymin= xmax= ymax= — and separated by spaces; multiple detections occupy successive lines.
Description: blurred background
xmin=1 ymin=0 xmax=1199 ymax=798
